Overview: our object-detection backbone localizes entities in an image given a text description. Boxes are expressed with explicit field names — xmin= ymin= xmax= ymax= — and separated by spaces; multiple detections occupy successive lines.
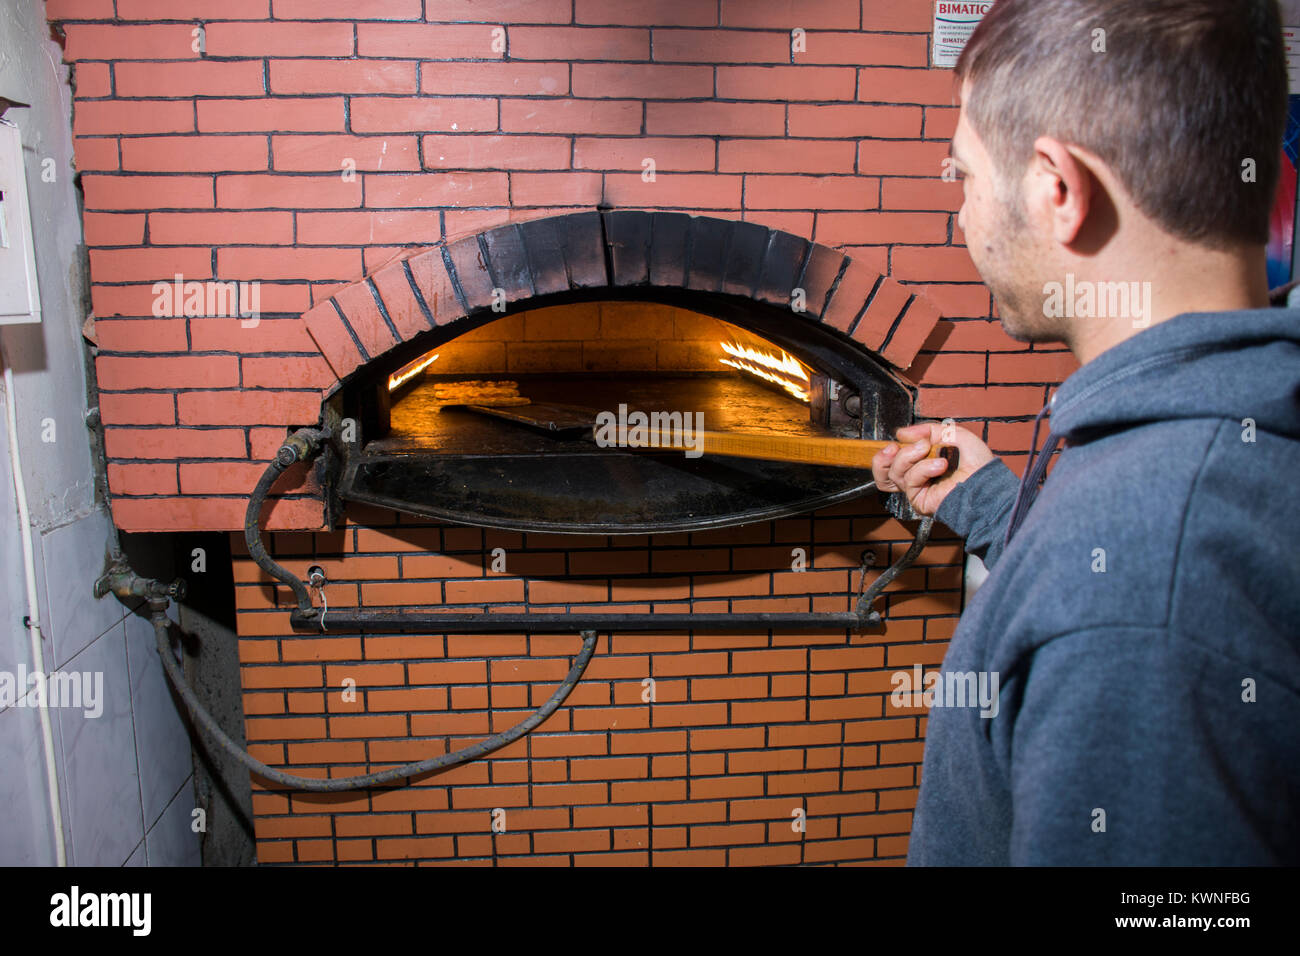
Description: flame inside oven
xmin=387 ymin=351 xmax=440 ymax=391
xmin=717 ymin=341 xmax=811 ymax=403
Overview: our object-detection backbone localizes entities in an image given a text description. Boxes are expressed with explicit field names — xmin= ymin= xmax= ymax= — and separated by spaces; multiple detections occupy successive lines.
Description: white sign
xmin=933 ymin=1 xmax=994 ymax=69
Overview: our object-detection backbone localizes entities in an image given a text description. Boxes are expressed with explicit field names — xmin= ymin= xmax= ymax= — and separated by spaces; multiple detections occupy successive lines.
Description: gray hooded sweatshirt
xmin=906 ymin=307 xmax=1300 ymax=865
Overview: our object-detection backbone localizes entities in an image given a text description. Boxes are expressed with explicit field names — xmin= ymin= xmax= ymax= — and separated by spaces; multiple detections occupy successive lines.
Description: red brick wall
xmin=233 ymin=500 xmax=965 ymax=865
xmin=49 ymin=0 xmax=1079 ymax=532
xmin=46 ymin=0 xmax=1082 ymax=865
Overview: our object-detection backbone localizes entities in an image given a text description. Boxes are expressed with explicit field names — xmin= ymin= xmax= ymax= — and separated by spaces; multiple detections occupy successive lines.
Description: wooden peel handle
xmin=668 ymin=431 xmax=962 ymax=475
xmin=863 ymin=439 xmax=960 ymax=475
xmin=936 ymin=442 xmax=960 ymax=475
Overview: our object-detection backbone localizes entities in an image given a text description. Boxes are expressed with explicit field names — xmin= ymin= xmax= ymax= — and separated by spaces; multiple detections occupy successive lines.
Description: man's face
xmin=951 ymin=82 xmax=1058 ymax=343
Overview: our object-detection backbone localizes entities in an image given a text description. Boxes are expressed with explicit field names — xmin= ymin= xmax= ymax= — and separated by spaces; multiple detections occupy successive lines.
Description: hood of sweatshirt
xmin=1046 ymin=307 xmax=1300 ymax=444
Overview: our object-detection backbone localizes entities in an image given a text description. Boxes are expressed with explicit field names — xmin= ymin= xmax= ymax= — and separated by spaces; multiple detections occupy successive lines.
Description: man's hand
xmin=871 ymin=420 xmax=996 ymax=517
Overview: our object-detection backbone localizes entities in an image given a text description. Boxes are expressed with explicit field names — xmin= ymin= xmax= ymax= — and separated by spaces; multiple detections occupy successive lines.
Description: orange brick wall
xmin=233 ymin=498 xmax=965 ymax=865
xmin=44 ymin=0 xmax=1084 ymax=865
xmin=49 ymin=0 xmax=1080 ymax=532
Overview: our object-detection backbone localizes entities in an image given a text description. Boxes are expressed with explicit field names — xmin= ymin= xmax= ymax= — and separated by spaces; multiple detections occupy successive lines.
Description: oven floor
xmin=370 ymin=373 xmax=846 ymax=456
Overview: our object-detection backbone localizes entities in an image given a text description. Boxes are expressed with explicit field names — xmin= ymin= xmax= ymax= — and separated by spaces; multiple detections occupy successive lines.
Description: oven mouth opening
xmin=331 ymin=289 xmax=915 ymax=534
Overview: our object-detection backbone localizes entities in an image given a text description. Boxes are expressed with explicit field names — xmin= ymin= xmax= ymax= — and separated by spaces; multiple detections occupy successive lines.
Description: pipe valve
xmin=276 ymin=427 xmax=327 ymax=467
xmin=93 ymin=558 xmax=186 ymax=603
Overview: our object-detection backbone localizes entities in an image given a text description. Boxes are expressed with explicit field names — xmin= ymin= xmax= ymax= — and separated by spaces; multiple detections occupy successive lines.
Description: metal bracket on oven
xmin=855 ymin=516 xmax=934 ymax=627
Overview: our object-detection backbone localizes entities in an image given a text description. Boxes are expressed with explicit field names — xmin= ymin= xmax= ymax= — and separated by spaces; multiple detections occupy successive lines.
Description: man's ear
xmin=1028 ymin=135 xmax=1092 ymax=245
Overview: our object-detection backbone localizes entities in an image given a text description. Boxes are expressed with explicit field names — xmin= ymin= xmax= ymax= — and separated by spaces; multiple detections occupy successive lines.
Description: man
xmin=873 ymin=0 xmax=1300 ymax=864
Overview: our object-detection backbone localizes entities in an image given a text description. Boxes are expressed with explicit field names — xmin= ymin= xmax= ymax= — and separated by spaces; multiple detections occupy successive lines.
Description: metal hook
xmin=307 ymin=566 xmax=329 ymax=632
xmin=856 ymin=516 xmax=934 ymax=628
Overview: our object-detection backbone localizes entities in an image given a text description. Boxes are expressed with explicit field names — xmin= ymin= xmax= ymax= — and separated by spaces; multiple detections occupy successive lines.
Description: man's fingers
xmin=903 ymin=451 xmax=951 ymax=498
xmin=874 ymin=420 xmax=971 ymax=510
xmin=894 ymin=423 xmax=934 ymax=443
xmin=870 ymin=419 xmax=988 ymax=518
xmin=887 ymin=434 xmax=931 ymax=490
xmin=872 ymin=442 xmax=900 ymax=490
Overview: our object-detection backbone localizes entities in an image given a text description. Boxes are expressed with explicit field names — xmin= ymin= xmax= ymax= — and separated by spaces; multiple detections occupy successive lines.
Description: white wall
xmin=0 ymin=0 xmax=199 ymax=866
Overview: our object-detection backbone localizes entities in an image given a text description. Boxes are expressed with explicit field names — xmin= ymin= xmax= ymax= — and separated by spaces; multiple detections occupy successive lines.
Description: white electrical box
xmin=0 ymin=120 xmax=42 ymax=325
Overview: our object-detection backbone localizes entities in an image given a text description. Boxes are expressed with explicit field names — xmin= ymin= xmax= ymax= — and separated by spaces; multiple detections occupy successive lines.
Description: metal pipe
xmin=150 ymin=598 xmax=600 ymax=792
xmin=2 ymin=343 xmax=66 ymax=866
xmin=244 ymin=427 xmax=328 ymax=612
xmin=244 ymin=431 xmax=877 ymax=634
xmin=290 ymin=609 xmax=867 ymax=634
xmin=245 ymin=426 xmax=943 ymax=637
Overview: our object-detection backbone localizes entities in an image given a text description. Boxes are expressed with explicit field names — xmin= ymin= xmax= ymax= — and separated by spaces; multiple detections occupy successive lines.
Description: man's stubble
xmin=975 ymin=179 xmax=1066 ymax=347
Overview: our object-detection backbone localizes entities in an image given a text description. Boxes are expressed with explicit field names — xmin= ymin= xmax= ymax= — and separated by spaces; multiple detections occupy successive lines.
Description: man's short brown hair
xmin=956 ymin=0 xmax=1289 ymax=247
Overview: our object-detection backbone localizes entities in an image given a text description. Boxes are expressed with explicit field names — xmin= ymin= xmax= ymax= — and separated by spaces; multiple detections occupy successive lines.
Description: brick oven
xmin=49 ymin=0 xmax=1080 ymax=865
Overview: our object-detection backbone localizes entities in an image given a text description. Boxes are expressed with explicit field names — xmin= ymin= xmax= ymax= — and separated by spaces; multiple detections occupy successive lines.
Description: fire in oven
xmin=331 ymin=288 xmax=932 ymax=535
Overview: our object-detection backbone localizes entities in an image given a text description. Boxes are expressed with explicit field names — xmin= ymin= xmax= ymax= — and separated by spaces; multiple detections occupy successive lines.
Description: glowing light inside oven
xmin=718 ymin=341 xmax=811 ymax=403
xmin=387 ymin=351 xmax=439 ymax=391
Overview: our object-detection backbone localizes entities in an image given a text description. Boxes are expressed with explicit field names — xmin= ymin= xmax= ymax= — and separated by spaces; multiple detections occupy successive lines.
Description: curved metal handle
xmin=244 ymin=427 xmax=327 ymax=612
xmin=855 ymin=516 xmax=934 ymax=627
